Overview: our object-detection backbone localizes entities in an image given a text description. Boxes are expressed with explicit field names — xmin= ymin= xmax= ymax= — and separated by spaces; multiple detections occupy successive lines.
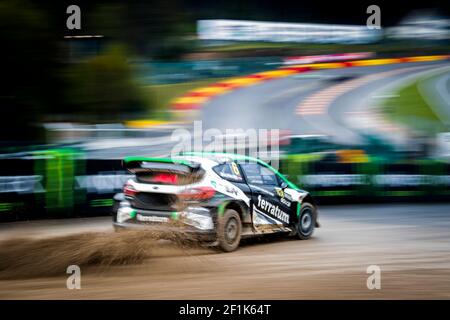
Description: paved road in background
xmin=76 ymin=60 xmax=449 ymax=159
xmin=202 ymin=60 xmax=449 ymax=146
xmin=1 ymin=203 xmax=449 ymax=299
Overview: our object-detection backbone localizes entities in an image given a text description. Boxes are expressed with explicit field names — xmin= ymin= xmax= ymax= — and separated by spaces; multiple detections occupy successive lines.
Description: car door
xmin=238 ymin=161 xmax=293 ymax=231
xmin=212 ymin=161 xmax=253 ymax=225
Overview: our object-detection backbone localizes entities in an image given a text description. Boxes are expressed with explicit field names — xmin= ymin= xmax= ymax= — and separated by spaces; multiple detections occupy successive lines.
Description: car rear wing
xmin=123 ymin=157 xmax=201 ymax=175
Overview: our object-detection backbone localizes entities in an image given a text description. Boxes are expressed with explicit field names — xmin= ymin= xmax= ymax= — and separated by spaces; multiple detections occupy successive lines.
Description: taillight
xmin=150 ymin=173 xmax=178 ymax=184
xmin=178 ymin=187 xmax=216 ymax=201
xmin=123 ymin=183 xmax=137 ymax=197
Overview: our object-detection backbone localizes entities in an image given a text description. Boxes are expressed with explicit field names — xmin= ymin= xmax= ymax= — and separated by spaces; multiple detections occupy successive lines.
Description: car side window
xmin=239 ymin=162 xmax=279 ymax=186
xmin=213 ymin=162 xmax=243 ymax=182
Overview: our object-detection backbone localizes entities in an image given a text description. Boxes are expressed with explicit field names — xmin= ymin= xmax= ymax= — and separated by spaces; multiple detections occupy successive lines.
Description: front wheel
xmin=296 ymin=203 xmax=316 ymax=240
xmin=217 ymin=209 xmax=242 ymax=252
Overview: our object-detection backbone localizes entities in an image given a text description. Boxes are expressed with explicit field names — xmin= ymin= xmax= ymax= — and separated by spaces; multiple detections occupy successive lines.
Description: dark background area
xmin=1 ymin=0 xmax=449 ymax=145
xmin=48 ymin=0 xmax=450 ymax=34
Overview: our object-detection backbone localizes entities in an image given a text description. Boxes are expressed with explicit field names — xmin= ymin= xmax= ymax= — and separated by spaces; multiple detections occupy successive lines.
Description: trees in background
xmin=64 ymin=44 xmax=148 ymax=122
xmin=0 ymin=0 xmax=59 ymax=144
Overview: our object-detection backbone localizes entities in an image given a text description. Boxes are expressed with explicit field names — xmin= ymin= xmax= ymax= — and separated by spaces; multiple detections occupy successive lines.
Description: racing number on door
xmin=231 ymin=162 xmax=241 ymax=177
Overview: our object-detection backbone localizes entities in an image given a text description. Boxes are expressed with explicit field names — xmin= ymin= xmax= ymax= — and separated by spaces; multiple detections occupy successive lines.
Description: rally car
xmin=112 ymin=152 xmax=319 ymax=252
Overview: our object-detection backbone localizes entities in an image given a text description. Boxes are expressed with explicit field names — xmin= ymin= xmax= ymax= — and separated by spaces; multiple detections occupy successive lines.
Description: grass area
xmin=141 ymin=77 xmax=225 ymax=120
xmin=382 ymin=73 xmax=447 ymax=135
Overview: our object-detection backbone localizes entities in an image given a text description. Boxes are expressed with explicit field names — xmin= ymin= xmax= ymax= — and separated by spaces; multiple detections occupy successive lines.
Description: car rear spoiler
xmin=123 ymin=157 xmax=201 ymax=175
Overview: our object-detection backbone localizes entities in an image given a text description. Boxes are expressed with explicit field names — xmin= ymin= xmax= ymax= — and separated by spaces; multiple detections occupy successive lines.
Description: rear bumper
xmin=113 ymin=221 xmax=217 ymax=242
xmin=113 ymin=199 xmax=217 ymax=241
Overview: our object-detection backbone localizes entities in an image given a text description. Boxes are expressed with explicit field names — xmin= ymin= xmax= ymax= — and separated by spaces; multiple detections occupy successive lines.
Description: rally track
xmin=1 ymin=204 xmax=450 ymax=299
xmin=2 ymin=60 xmax=450 ymax=299
xmin=202 ymin=60 xmax=450 ymax=146
xmin=80 ymin=59 xmax=450 ymax=158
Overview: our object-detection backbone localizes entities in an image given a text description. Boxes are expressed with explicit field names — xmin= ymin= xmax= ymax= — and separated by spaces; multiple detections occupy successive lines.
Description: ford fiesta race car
xmin=112 ymin=152 xmax=319 ymax=252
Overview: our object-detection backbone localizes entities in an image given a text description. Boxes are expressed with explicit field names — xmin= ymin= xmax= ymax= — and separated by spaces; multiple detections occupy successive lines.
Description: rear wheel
xmin=217 ymin=209 xmax=242 ymax=252
xmin=296 ymin=203 xmax=315 ymax=240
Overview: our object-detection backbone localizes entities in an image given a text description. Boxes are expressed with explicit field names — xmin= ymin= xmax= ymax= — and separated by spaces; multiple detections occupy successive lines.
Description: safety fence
xmin=0 ymin=150 xmax=128 ymax=220
xmin=281 ymin=157 xmax=450 ymax=202
xmin=1 ymin=149 xmax=450 ymax=221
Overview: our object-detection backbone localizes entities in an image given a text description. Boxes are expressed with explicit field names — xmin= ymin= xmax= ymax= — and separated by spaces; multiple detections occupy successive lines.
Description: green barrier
xmin=33 ymin=149 xmax=82 ymax=215
xmin=139 ymin=57 xmax=282 ymax=84
xmin=280 ymin=156 xmax=450 ymax=201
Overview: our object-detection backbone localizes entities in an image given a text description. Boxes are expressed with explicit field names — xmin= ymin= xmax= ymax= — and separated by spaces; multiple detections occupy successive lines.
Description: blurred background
xmin=1 ymin=0 xmax=450 ymax=219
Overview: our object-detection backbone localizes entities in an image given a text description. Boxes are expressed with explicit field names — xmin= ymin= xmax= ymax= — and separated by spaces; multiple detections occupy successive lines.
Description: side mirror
xmin=280 ymin=182 xmax=288 ymax=190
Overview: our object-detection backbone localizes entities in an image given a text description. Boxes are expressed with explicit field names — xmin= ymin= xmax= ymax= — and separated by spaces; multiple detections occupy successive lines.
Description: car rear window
xmin=135 ymin=170 xmax=204 ymax=185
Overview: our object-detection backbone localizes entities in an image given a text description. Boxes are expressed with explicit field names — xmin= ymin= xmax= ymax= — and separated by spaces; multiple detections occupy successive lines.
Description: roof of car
xmin=180 ymin=152 xmax=261 ymax=163
xmin=124 ymin=152 xmax=262 ymax=164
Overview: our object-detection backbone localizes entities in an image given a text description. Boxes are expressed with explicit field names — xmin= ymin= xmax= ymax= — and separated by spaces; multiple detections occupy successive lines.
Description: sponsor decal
xmin=257 ymin=195 xmax=289 ymax=224
xmin=225 ymin=185 xmax=239 ymax=196
xmin=136 ymin=214 xmax=169 ymax=223
xmin=275 ymin=187 xmax=292 ymax=206
xmin=253 ymin=208 xmax=292 ymax=233
xmin=280 ymin=197 xmax=291 ymax=207
xmin=275 ymin=188 xmax=284 ymax=198
xmin=214 ymin=178 xmax=242 ymax=198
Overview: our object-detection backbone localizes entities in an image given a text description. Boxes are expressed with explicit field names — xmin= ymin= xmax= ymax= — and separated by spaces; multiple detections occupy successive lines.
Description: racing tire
xmin=217 ymin=209 xmax=242 ymax=252
xmin=296 ymin=203 xmax=315 ymax=240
